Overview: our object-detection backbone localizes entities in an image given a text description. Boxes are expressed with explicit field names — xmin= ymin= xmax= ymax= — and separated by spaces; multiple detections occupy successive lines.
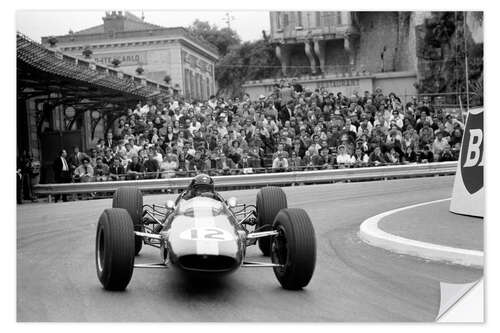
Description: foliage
xmin=82 ymin=47 xmax=93 ymax=58
xmin=187 ymin=19 xmax=280 ymax=97
xmin=135 ymin=66 xmax=144 ymax=75
xmin=47 ymin=37 xmax=58 ymax=47
xmin=163 ymin=75 xmax=172 ymax=84
xmin=188 ymin=19 xmax=240 ymax=56
xmin=111 ymin=58 xmax=121 ymax=67
xmin=416 ymin=12 xmax=483 ymax=107
xmin=215 ymin=39 xmax=281 ymax=97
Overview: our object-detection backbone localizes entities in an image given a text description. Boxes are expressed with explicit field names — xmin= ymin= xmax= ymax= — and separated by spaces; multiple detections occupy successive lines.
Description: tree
xmin=82 ymin=47 xmax=93 ymax=58
xmin=187 ymin=20 xmax=281 ymax=97
xmin=188 ymin=19 xmax=240 ymax=56
xmin=215 ymin=39 xmax=281 ymax=97
xmin=416 ymin=12 xmax=483 ymax=107
xmin=111 ymin=58 xmax=121 ymax=67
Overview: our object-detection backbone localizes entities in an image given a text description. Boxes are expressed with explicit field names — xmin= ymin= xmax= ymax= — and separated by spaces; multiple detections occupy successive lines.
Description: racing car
xmin=95 ymin=174 xmax=316 ymax=291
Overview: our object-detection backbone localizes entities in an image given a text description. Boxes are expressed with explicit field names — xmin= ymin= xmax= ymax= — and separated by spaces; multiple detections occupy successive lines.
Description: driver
xmin=181 ymin=173 xmax=215 ymax=201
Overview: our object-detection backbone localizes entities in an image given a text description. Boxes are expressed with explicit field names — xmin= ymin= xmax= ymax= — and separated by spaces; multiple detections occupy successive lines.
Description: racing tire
xmin=256 ymin=186 xmax=287 ymax=256
xmin=112 ymin=187 xmax=143 ymax=256
xmin=95 ymin=208 xmax=135 ymax=291
xmin=271 ymin=208 xmax=316 ymax=290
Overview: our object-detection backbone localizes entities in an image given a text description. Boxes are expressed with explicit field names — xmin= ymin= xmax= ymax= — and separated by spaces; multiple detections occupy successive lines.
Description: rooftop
xmin=17 ymin=32 xmax=171 ymax=102
xmin=41 ymin=11 xmax=219 ymax=59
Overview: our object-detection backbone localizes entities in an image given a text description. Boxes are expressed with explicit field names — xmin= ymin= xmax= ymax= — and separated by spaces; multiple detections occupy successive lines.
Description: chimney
xmin=103 ymin=11 xmax=125 ymax=33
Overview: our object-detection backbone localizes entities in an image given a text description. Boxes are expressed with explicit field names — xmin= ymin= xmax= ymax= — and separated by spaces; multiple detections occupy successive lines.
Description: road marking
xmin=359 ymin=198 xmax=484 ymax=268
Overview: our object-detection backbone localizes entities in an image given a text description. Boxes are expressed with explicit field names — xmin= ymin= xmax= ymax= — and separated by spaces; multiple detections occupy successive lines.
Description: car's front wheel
xmin=95 ymin=208 xmax=135 ymax=291
xmin=256 ymin=186 xmax=287 ymax=256
xmin=112 ymin=187 xmax=143 ymax=256
xmin=271 ymin=208 xmax=316 ymax=290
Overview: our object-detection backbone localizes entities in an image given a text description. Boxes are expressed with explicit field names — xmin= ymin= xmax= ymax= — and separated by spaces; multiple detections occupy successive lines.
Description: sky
xmin=16 ymin=10 xmax=270 ymax=43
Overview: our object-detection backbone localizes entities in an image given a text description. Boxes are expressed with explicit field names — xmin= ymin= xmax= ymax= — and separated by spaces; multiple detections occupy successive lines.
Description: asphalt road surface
xmin=17 ymin=176 xmax=483 ymax=322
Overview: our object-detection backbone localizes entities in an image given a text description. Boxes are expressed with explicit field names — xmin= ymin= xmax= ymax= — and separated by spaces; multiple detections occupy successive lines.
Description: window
xmin=337 ymin=12 xmax=342 ymax=25
xmin=184 ymin=69 xmax=190 ymax=97
xmin=200 ymin=76 xmax=206 ymax=100
xmin=206 ymin=78 xmax=210 ymax=98
xmin=283 ymin=13 xmax=289 ymax=26
xmin=190 ymin=71 xmax=195 ymax=99
xmin=315 ymin=12 xmax=321 ymax=27
xmin=276 ymin=12 xmax=281 ymax=30
xmin=297 ymin=12 xmax=302 ymax=27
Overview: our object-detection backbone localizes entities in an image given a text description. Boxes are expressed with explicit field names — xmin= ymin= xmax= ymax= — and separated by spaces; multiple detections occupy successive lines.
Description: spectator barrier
xmin=34 ymin=161 xmax=457 ymax=202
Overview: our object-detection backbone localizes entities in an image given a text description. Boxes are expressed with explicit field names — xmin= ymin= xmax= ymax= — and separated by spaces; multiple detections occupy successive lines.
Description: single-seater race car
xmin=95 ymin=174 xmax=316 ymax=291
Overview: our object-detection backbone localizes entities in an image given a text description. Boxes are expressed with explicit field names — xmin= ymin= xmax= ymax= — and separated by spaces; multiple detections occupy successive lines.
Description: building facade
xmin=244 ymin=11 xmax=424 ymax=100
xmin=42 ymin=11 xmax=219 ymax=100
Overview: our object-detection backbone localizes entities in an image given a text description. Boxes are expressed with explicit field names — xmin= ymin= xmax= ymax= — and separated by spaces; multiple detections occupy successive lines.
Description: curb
xmin=359 ymin=198 xmax=484 ymax=268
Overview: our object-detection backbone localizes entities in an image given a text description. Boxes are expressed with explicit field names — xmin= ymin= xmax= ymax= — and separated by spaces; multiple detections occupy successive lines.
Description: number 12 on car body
xmin=180 ymin=227 xmax=234 ymax=241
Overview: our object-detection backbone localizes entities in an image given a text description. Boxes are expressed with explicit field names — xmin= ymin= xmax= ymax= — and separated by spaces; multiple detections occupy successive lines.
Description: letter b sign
xmin=460 ymin=110 xmax=484 ymax=194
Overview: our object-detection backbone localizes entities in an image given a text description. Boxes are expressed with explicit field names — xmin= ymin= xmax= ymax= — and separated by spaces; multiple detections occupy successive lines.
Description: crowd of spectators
xmin=57 ymin=81 xmax=465 ymax=183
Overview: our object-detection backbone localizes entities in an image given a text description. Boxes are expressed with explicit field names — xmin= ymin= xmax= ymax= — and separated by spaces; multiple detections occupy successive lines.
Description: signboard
xmin=450 ymin=107 xmax=484 ymax=217
xmin=93 ymin=52 xmax=146 ymax=66
xmin=243 ymin=76 xmax=373 ymax=100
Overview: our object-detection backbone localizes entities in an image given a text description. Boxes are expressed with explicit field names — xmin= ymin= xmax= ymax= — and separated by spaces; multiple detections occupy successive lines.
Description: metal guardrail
xmin=34 ymin=162 xmax=457 ymax=201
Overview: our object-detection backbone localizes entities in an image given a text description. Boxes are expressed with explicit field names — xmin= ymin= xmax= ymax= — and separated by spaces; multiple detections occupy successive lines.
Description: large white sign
xmin=450 ymin=107 xmax=484 ymax=217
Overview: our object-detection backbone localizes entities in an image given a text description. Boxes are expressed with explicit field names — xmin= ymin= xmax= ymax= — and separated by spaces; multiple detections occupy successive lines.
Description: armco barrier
xmin=34 ymin=162 xmax=457 ymax=202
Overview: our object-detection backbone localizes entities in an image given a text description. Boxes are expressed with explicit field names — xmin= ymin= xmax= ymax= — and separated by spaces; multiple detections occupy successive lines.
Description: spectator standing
xmin=52 ymin=149 xmax=71 ymax=202
xmin=68 ymin=146 xmax=85 ymax=174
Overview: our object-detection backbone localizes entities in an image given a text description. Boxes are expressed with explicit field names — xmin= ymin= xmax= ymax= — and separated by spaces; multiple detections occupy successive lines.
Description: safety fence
xmin=34 ymin=161 xmax=457 ymax=202
xmin=72 ymin=161 xmax=438 ymax=182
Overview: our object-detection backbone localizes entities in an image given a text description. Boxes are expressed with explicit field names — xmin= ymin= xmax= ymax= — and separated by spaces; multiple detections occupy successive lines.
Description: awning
xmin=17 ymin=31 xmax=171 ymax=105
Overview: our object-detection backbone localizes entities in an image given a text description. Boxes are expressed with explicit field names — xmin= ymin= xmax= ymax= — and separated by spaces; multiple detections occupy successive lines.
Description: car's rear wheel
xmin=256 ymin=186 xmax=287 ymax=256
xmin=271 ymin=208 xmax=316 ymax=290
xmin=95 ymin=208 xmax=135 ymax=291
xmin=112 ymin=187 xmax=143 ymax=256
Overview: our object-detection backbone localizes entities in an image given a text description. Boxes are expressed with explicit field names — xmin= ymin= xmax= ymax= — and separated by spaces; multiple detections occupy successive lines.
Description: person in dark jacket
xmin=143 ymin=153 xmax=160 ymax=179
xmin=52 ymin=149 xmax=71 ymax=202
xmin=419 ymin=145 xmax=434 ymax=163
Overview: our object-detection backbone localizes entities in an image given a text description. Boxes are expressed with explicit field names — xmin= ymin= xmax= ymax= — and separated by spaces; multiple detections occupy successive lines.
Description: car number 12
xmin=180 ymin=227 xmax=234 ymax=241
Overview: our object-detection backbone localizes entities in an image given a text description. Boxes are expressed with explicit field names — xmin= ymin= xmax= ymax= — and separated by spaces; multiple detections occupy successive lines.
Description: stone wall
xmin=242 ymin=71 xmax=416 ymax=100
xmin=356 ymin=12 xmax=414 ymax=74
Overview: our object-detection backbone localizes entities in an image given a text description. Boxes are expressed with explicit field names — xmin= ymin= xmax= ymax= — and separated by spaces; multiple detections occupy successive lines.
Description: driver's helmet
xmin=188 ymin=174 xmax=215 ymax=195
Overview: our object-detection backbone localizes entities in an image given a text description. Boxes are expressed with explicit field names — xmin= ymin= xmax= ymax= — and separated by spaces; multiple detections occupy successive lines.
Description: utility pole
xmin=463 ymin=11 xmax=470 ymax=111
xmin=222 ymin=12 xmax=235 ymax=29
